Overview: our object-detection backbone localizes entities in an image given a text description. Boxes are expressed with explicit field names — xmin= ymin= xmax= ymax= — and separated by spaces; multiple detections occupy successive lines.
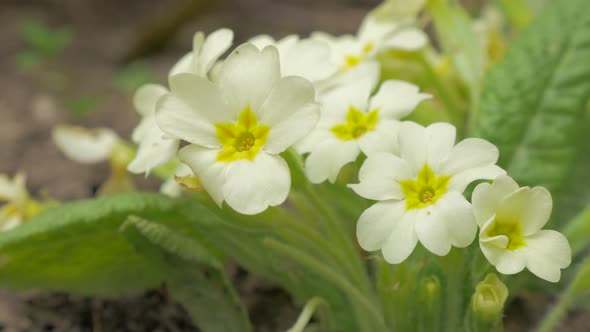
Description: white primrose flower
xmin=298 ymin=73 xmax=431 ymax=183
xmin=472 ymin=175 xmax=571 ymax=282
xmin=312 ymin=14 xmax=427 ymax=72
xmin=349 ymin=122 xmax=505 ymax=263
xmin=0 ymin=173 xmax=29 ymax=231
xmin=249 ymin=34 xmax=337 ymax=83
xmin=127 ymin=84 xmax=179 ymax=175
xmin=169 ymin=28 xmax=234 ymax=77
xmin=52 ymin=125 xmax=119 ymax=164
xmin=155 ymin=43 xmax=320 ymax=215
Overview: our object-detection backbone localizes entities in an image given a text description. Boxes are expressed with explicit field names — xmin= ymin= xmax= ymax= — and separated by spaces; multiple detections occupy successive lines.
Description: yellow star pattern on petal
xmin=400 ymin=164 xmax=450 ymax=210
xmin=215 ymin=107 xmax=270 ymax=162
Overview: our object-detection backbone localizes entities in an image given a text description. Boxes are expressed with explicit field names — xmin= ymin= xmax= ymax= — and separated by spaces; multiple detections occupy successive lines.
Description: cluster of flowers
xmin=50 ymin=2 xmax=570 ymax=283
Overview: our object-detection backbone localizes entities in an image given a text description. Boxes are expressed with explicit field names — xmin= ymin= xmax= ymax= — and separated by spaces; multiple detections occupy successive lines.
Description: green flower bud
xmin=471 ymin=273 xmax=509 ymax=322
xmin=419 ymin=276 xmax=441 ymax=308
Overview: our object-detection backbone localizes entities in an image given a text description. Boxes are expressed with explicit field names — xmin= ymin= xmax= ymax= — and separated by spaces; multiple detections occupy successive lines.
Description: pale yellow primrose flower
xmin=370 ymin=0 xmax=426 ymax=22
xmin=473 ymin=175 xmax=571 ymax=282
xmin=297 ymin=69 xmax=430 ymax=184
xmin=155 ymin=43 xmax=320 ymax=215
xmin=312 ymin=14 xmax=427 ymax=72
xmin=168 ymin=28 xmax=234 ymax=77
xmin=52 ymin=125 xmax=118 ymax=164
xmin=249 ymin=34 xmax=337 ymax=84
xmin=127 ymin=84 xmax=179 ymax=175
xmin=129 ymin=29 xmax=233 ymax=174
xmin=0 ymin=173 xmax=29 ymax=231
xmin=349 ymin=122 xmax=505 ymax=263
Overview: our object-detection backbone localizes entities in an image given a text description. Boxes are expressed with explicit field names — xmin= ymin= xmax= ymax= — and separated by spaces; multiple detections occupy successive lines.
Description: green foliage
xmin=115 ymin=61 xmax=157 ymax=93
xmin=0 ymin=193 xmax=251 ymax=332
xmin=17 ymin=20 xmax=71 ymax=69
xmin=472 ymin=0 xmax=590 ymax=228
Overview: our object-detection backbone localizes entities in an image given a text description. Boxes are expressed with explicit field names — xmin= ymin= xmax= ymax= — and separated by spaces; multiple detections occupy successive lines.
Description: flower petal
xmin=472 ymin=175 xmax=520 ymax=227
xmin=348 ymin=152 xmax=411 ymax=201
xmin=198 ymin=28 xmax=234 ymax=76
xmin=425 ymin=122 xmax=456 ymax=171
xmin=495 ymin=186 xmax=552 ymax=236
xmin=169 ymin=52 xmax=193 ymax=77
xmin=437 ymin=192 xmax=477 ymax=248
xmin=127 ymin=118 xmax=179 ymax=174
xmin=133 ymin=84 xmax=168 ymax=116
xmin=305 ymin=139 xmax=360 ymax=184
xmin=178 ymin=145 xmax=226 ymax=206
xmin=258 ymin=76 xmax=319 ymax=154
xmin=415 ymin=206 xmax=452 ymax=256
xmin=398 ymin=121 xmax=427 ymax=173
xmin=358 ymin=119 xmax=401 ymax=155
xmin=155 ymin=94 xmax=220 ymax=148
xmin=492 ymin=249 xmax=527 ymax=275
xmin=381 ymin=209 xmax=418 ymax=264
xmin=168 ymin=73 xmax=233 ymax=123
xmin=283 ymin=39 xmax=338 ymax=82
xmin=369 ymin=80 xmax=431 ymax=119
xmin=356 ymin=200 xmax=405 ymax=251
xmin=52 ymin=125 xmax=118 ymax=164
xmin=447 ymin=165 xmax=506 ymax=193
xmin=219 ymin=43 xmax=280 ymax=112
xmin=439 ymin=138 xmax=500 ymax=175
xmin=222 ymin=153 xmax=290 ymax=215
xmin=524 ymin=230 xmax=571 ymax=282
xmin=382 ymin=28 xmax=428 ymax=51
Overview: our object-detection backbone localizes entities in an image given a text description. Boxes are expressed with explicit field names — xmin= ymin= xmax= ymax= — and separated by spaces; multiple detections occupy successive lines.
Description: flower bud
xmin=419 ymin=276 xmax=441 ymax=308
xmin=471 ymin=273 xmax=508 ymax=322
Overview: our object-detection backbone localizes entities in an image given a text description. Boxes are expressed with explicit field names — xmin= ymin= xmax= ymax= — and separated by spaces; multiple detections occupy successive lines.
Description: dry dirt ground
xmin=0 ymin=0 xmax=587 ymax=331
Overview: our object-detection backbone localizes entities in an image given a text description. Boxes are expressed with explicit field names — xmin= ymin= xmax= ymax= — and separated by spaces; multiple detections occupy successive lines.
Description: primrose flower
xmin=472 ymin=175 xmax=571 ymax=282
xmin=127 ymin=84 xmax=179 ymax=175
xmin=169 ymin=28 xmax=233 ymax=77
xmin=249 ymin=34 xmax=337 ymax=83
xmin=0 ymin=173 xmax=27 ymax=230
xmin=349 ymin=122 xmax=505 ymax=263
xmin=313 ymin=14 xmax=427 ymax=72
xmin=52 ymin=125 xmax=119 ymax=164
xmin=155 ymin=43 xmax=319 ymax=215
xmin=298 ymin=74 xmax=430 ymax=183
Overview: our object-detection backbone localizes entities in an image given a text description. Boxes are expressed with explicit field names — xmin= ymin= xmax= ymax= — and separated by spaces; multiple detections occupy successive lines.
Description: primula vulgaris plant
xmin=2 ymin=0 xmax=590 ymax=331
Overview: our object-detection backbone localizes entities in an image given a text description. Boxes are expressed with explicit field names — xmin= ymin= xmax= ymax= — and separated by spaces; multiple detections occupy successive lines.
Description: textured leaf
xmin=472 ymin=0 xmax=590 ymax=227
xmin=0 ymin=192 xmax=216 ymax=294
xmin=121 ymin=218 xmax=251 ymax=332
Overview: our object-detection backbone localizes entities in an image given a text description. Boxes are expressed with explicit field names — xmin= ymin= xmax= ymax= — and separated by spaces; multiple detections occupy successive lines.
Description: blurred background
xmin=0 ymin=0 xmax=587 ymax=331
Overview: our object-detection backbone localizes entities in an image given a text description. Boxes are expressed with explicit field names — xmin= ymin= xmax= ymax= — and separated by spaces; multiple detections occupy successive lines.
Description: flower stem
xmin=286 ymin=297 xmax=327 ymax=332
xmin=264 ymin=238 xmax=388 ymax=332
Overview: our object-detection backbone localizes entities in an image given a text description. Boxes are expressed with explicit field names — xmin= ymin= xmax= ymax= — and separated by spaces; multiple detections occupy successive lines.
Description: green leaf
xmin=121 ymin=217 xmax=252 ymax=332
xmin=472 ymin=0 xmax=590 ymax=227
xmin=0 ymin=192 xmax=215 ymax=294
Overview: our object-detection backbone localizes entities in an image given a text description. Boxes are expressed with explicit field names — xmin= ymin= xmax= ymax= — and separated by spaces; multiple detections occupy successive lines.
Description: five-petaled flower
xmin=155 ymin=43 xmax=319 ymax=215
xmin=298 ymin=73 xmax=430 ymax=183
xmin=472 ymin=175 xmax=571 ymax=282
xmin=349 ymin=121 xmax=505 ymax=263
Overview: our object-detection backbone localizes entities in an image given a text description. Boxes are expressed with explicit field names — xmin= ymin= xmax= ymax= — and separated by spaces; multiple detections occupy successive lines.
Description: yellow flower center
xmin=342 ymin=42 xmax=375 ymax=70
xmin=215 ymin=107 xmax=270 ymax=162
xmin=486 ymin=219 xmax=526 ymax=251
xmin=400 ymin=164 xmax=450 ymax=210
xmin=331 ymin=106 xmax=379 ymax=141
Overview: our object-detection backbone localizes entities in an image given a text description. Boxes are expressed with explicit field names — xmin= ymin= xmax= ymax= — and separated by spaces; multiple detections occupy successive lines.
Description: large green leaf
xmin=0 ymin=192 xmax=217 ymax=294
xmin=472 ymin=0 xmax=590 ymax=227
